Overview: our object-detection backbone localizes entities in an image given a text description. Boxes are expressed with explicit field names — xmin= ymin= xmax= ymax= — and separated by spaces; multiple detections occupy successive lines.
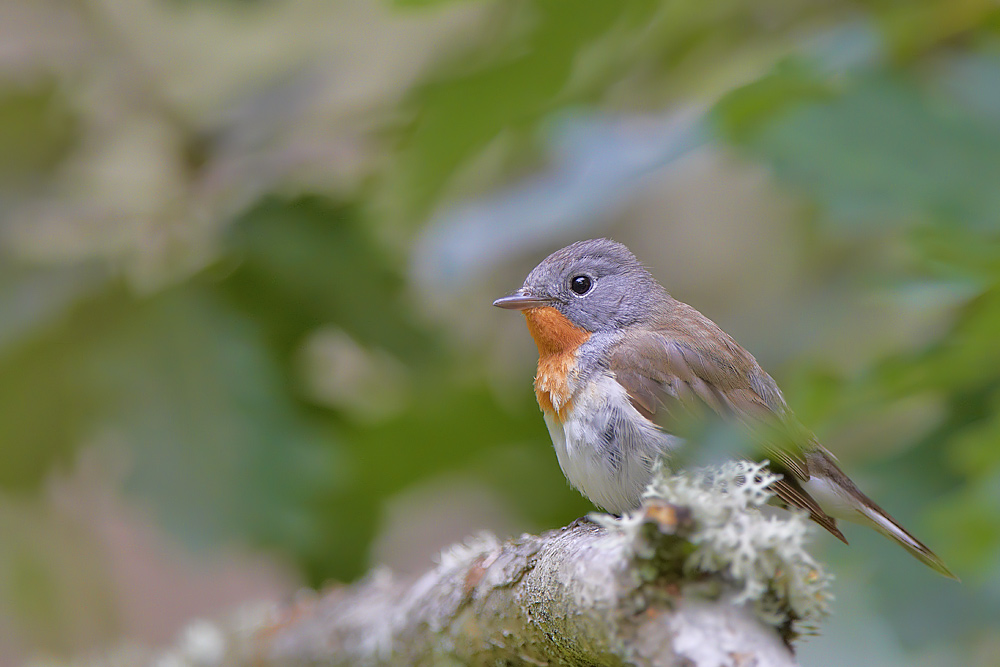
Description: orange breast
xmin=523 ymin=307 xmax=590 ymax=422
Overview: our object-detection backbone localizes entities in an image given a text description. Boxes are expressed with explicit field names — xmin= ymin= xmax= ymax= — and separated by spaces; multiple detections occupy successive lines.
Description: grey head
xmin=493 ymin=238 xmax=669 ymax=332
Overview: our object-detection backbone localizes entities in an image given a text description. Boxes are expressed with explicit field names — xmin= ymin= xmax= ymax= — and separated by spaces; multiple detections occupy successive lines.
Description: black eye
xmin=570 ymin=275 xmax=592 ymax=295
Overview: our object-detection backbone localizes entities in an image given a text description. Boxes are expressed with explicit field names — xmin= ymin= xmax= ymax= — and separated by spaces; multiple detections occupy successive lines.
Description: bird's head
xmin=493 ymin=238 xmax=666 ymax=333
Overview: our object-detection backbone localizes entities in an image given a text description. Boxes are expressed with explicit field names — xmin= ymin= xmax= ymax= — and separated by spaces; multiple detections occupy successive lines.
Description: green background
xmin=0 ymin=0 xmax=998 ymax=664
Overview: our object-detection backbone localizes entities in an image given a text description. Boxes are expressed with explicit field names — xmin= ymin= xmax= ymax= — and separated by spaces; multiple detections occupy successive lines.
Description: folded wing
xmin=607 ymin=310 xmax=847 ymax=543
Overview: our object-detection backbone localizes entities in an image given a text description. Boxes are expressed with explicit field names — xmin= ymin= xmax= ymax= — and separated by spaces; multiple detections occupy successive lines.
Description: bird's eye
xmin=570 ymin=275 xmax=593 ymax=295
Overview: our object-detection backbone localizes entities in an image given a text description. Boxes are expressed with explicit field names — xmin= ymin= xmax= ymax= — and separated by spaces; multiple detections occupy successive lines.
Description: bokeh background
xmin=1 ymin=0 xmax=999 ymax=664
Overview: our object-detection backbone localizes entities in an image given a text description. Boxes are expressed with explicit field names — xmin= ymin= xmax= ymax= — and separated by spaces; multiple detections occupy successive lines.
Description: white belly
xmin=800 ymin=475 xmax=858 ymax=520
xmin=543 ymin=372 xmax=681 ymax=514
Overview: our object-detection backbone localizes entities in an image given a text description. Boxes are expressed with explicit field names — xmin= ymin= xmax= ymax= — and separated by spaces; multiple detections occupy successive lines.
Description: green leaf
xmin=0 ymin=277 xmax=340 ymax=555
xmin=0 ymin=81 xmax=77 ymax=185
xmin=222 ymin=196 xmax=435 ymax=361
xmin=0 ymin=280 xmax=118 ymax=491
xmin=713 ymin=58 xmax=839 ymax=142
xmin=92 ymin=287 xmax=339 ymax=552
xmin=718 ymin=67 xmax=1000 ymax=229
xmin=380 ymin=0 xmax=656 ymax=224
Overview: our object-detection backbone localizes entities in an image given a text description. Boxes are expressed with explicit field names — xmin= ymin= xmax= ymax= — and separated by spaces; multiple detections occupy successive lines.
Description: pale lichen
xmin=435 ymin=530 xmax=501 ymax=570
xmin=596 ymin=460 xmax=832 ymax=636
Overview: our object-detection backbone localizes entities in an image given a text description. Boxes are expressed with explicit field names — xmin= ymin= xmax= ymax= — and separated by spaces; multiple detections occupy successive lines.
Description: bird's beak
xmin=493 ymin=292 xmax=551 ymax=310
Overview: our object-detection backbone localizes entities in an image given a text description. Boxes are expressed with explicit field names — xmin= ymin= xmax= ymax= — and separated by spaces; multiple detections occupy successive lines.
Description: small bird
xmin=494 ymin=238 xmax=956 ymax=579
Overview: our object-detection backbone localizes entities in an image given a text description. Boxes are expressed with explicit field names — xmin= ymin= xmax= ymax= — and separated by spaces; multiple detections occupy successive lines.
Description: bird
xmin=494 ymin=237 xmax=956 ymax=579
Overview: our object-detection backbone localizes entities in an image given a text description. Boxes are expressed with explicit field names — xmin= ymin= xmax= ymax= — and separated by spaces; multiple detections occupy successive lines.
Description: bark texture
xmin=246 ymin=502 xmax=797 ymax=666
xmin=61 ymin=465 xmax=829 ymax=667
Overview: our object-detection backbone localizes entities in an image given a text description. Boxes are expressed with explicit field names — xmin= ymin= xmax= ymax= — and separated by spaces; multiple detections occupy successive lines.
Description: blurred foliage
xmin=714 ymin=46 xmax=1000 ymax=574
xmin=718 ymin=66 xmax=1000 ymax=229
xmin=0 ymin=81 xmax=77 ymax=183
xmin=0 ymin=0 xmax=999 ymax=664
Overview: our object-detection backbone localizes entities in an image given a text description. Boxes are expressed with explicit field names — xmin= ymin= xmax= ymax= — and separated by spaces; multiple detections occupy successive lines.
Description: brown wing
xmin=608 ymin=313 xmax=847 ymax=543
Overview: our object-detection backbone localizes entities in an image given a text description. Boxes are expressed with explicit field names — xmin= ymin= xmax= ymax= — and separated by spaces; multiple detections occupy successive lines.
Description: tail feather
xmin=857 ymin=504 xmax=959 ymax=581
xmin=802 ymin=449 xmax=958 ymax=580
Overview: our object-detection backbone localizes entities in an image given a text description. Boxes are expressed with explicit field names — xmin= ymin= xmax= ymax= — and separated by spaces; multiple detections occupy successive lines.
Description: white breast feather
xmin=543 ymin=372 xmax=681 ymax=514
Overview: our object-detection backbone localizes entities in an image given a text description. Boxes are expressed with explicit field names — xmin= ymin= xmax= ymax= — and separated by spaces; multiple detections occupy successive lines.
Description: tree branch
xmin=69 ymin=463 xmax=829 ymax=667
xmin=255 ymin=508 xmax=796 ymax=667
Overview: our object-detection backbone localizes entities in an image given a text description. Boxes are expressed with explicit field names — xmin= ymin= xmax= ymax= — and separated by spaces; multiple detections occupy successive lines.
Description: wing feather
xmin=607 ymin=313 xmax=842 ymax=539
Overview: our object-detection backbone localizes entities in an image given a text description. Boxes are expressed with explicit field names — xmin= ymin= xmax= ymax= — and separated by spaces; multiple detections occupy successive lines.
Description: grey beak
xmin=493 ymin=293 xmax=550 ymax=310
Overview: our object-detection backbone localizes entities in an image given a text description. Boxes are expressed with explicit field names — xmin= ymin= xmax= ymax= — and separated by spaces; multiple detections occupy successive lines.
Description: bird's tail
xmin=857 ymin=502 xmax=959 ymax=581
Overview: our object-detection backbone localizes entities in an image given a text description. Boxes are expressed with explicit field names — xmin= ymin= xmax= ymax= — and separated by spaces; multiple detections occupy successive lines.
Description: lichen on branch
xmin=596 ymin=459 xmax=832 ymax=639
xmin=47 ymin=462 xmax=831 ymax=667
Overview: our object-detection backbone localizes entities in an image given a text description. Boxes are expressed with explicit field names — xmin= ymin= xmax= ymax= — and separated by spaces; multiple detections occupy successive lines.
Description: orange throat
xmin=523 ymin=306 xmax=590 ymax=422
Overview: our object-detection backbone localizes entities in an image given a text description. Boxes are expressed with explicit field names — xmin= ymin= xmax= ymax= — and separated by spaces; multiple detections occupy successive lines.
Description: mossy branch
xmin=49 ymin=463 xmax=829 ymax=667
